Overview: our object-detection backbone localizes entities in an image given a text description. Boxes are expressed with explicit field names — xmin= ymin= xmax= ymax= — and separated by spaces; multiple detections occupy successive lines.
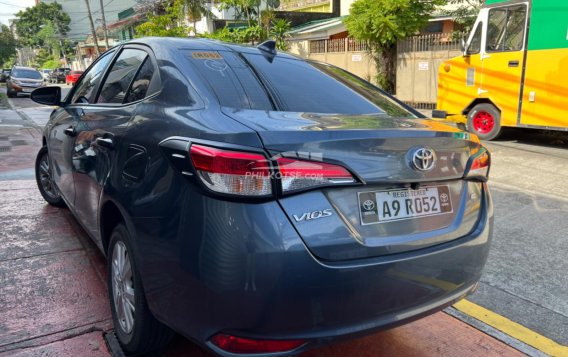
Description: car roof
xmin=122 ymin=37 xmax=298 ymax=60
xmin=12 ymin=66 xmax=38 ymax=71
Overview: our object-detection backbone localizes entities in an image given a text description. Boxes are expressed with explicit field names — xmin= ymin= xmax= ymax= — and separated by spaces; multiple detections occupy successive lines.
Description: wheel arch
xmin=462 ymin=98 xmax=501 ymax=116
xmin=100 ymin=199 xmax=127 ymax=257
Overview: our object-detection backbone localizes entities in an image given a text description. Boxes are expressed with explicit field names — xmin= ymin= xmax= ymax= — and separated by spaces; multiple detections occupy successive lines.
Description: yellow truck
xmin=436 ymin=0 xmax=568 ymax=140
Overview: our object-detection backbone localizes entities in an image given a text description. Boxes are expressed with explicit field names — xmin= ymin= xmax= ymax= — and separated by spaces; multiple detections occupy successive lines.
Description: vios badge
xmin=410 ymin=147 xmax=436 ymax=171
xmin=293 ymin=209 xmax=333 ymax=222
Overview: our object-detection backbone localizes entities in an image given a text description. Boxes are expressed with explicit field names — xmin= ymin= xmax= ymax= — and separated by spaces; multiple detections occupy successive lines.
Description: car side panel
xmin=46 ymin=107 xmax=81 ymax=206
xmin=72 ymin=105 xmax=134 ymax=243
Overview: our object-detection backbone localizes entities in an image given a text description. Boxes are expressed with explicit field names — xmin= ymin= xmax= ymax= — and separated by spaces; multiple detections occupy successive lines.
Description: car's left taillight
xmin=190 ymin=144 xmax=272 ymax=197
xmin=189 ymin=144 xmax=357 ymax=197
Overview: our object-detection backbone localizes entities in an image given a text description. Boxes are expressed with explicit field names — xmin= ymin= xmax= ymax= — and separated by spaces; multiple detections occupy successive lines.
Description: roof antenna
xmin=257 ymin=40 xmax=277 ymax=63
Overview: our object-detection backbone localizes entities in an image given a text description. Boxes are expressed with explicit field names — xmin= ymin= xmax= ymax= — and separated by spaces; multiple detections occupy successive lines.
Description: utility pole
xmin=99 ymin=0 xmax=110 ymax=49
xmin=84 ymin=0 xmax=100 ymax=56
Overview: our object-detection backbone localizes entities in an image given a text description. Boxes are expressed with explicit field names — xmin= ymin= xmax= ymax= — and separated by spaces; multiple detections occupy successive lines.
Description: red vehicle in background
xmin=65 ymin=70 xmax=83 ymax=86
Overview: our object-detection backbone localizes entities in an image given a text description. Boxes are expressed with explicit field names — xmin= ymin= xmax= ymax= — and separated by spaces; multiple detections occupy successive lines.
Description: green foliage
xmin=135 ymin=0 xmax=189 ymax=37
xmin=33 ymin=48 xmax=59 ymax=69
xmin=15 ymin=2 xmax=71 ymax=47
xmin=344 ymin=0 xmax=444 ymax=93
xmin=42 ymin=59 xmax=60 ymax=69
xmin=183 ymin=0 xmax=214 ymax=33
xmin=445 ymin=0 xmax=483 ymax=34
xmin=270 ymin=18 xmax=291 ymax=50
xmin=0 ymin=25 xmax=17 ymax=66
xmin=218 ymin=0 xmax=261 ymax=26
xmin=202 ymin=24 xmax=266 ymax=44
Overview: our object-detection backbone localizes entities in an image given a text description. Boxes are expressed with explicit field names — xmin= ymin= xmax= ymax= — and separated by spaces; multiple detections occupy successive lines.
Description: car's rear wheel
xmin=35 ymin=146 xmax=65 ymax=206
xmin=467 ymin=103 xmax=502 ymax=140
xmin=108 ymin=224 xmax=173 ymax=355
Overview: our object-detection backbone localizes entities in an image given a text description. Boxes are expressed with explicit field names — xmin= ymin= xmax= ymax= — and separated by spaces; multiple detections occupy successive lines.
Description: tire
xmin=108 ymin=224 xmax=173 ymax=355
xmin=467 ymin=103 xmax=503 ymax=140
xmin=35 ymin=146 xmax=65 ymax=206
xmin=7 ymin=90 xmax=14 ymax=98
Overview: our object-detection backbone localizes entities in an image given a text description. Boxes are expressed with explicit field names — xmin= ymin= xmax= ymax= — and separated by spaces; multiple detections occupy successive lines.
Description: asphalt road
xmin=5 ymin=93 xmax=568 ymax=348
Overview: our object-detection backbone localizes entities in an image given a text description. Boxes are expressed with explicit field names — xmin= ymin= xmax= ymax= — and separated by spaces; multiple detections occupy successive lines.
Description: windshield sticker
xmin=192 ymin=52 xmax=222 ymax=60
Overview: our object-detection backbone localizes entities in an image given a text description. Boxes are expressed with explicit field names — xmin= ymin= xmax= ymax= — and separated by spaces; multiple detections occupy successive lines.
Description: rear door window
xmin=72 ymin=50 xmax=116 ymax=104
xmin=97 ymin=49 xmax=147 ymax=104
xmin=124 ymin=57 xmax=156 ymax=103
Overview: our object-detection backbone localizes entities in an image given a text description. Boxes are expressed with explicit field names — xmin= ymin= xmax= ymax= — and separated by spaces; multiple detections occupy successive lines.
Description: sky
xmin=0 ymin=0 xmax=36 ymax=28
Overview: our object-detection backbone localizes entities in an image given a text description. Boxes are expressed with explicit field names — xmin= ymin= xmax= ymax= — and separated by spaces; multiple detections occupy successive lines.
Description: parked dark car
xmin=50 ymin=67 xmax=71 ymax=83
xmin=31 ymin=38 xmax=493 ymax=356
xmin=0 ymin=68 xmax=11 ymax=82
xmin=6 ymin=66 xmax=44 ymax=97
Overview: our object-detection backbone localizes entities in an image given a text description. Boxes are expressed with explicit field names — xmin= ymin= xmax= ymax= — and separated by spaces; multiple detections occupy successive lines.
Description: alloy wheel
xmin=112 ymin=241 xmax=136 ymax=334
xmin=38 ymin=153 xmax=59 ymax=199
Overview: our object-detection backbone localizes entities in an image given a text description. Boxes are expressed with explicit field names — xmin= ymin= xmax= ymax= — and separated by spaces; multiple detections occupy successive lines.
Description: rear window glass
xmin=243 ymin=54 xmax=414 ymax=117
xmin=185 ymin=50 xmax=414 ymax=117
xmin=186 ymin=51 xmax=272 ymax=110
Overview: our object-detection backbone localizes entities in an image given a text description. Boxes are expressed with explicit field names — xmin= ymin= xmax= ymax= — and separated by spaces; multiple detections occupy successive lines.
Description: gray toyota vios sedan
xmin=31 ymin=38 xmax=493 ymax=356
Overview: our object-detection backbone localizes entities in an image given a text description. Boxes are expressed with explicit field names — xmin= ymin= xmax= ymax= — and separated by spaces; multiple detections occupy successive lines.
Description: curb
xmin=445 ymin=307 xmax=548 ymax=357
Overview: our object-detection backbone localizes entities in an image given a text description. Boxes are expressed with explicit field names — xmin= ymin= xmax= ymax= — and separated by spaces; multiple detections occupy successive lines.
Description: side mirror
xmin=461 ymin=38 xmax=468 ymax=56
xmin=31 ymin=86 xmax=62 ymax=106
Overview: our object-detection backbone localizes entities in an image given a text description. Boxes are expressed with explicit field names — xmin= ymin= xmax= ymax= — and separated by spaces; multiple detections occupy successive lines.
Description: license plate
xmin=358 ymin=186 xmax=453 ymax=225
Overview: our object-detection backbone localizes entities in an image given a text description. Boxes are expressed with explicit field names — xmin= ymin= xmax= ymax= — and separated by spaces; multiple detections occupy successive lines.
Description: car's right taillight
xmin=190 ymin=144 xmax=272 ymax=197
xmin=465 ymin=146 xmax=490 ymax=180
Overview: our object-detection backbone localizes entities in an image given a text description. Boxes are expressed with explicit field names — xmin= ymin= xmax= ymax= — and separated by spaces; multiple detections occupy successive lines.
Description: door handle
xmin=95 ymin=137 xmax=114 ymax=149
xmin=63 ymin=126 xmax=76 ymax=137
xmin=508 ymin=60 xmax=520 ymax=67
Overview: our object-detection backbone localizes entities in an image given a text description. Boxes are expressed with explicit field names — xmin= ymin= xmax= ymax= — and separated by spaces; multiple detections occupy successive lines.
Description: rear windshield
xmin=186 ymin=50 xmax=414 ymax=117
xmin=11 ymin=69 xmax=42 ymax=80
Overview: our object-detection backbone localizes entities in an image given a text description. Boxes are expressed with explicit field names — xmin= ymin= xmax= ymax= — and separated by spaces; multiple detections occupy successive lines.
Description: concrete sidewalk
xmin=0 ymin=94 xmax=530 ymax=356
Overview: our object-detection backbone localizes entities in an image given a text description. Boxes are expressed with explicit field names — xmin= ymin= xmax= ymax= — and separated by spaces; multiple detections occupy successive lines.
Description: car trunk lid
xmin=223 ymin=109 xmax=485 ymax=260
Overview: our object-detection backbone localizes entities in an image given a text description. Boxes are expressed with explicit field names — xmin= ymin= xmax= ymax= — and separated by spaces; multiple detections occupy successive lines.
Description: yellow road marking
xmin=454 ymin=299 xmax=568 ymax=356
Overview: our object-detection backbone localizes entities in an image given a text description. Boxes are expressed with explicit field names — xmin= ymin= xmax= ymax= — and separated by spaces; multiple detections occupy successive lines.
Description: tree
xmin=270 ymin=18 xmax=291 ymax=51
xmin=445 ymin=0 xmax=483 ymax=34
xmin=15 ymin=2 xmax=70 ymax=48
xmin=344 ymin=0 xmax=444 ymax=93
xmin=218 ymin=0 xmax=261 ymax=27
xmin=0 ymin=25 xmax=17 ymax=66
xmin=135 ymin=0 xmax=189 ymax=37
xmin=183 ymin=0 xmax=213 ymax=35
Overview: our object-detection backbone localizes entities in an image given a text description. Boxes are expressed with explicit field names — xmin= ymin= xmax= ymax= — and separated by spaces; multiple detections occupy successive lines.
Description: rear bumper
xmin=131 ymin=182 xmax=493 ymax=356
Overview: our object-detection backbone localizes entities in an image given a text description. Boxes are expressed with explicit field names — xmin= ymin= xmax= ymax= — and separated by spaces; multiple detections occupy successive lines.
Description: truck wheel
xmin=467 ymin=103 xmax=503 ymax=141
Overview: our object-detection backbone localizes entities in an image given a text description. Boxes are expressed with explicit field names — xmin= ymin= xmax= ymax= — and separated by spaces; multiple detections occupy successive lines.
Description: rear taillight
xmin=190 ymin=144 xmax=272 ymax=196
xmin=210 ymin=333 xmax=306 ymax=354
xmin=277 ymin=157 xmax=355 ymax=193
xmin=189 ymin=144 xmax=356 ymax=197
xmin=465 ymin=147 xmax=490 ymax=180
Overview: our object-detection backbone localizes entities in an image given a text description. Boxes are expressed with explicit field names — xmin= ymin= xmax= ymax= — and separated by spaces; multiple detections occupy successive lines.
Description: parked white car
xmin=41 ymin=69 xmax=53 ymax=81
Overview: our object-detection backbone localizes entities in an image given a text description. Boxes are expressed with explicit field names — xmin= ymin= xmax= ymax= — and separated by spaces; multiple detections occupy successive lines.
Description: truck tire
xmin=467 ymin=103 xmax=503 ymax=141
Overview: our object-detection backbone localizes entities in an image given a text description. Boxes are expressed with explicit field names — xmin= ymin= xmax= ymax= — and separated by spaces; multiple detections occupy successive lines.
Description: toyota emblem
xmin=411 ymin=147 xmax=436 ymax=171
